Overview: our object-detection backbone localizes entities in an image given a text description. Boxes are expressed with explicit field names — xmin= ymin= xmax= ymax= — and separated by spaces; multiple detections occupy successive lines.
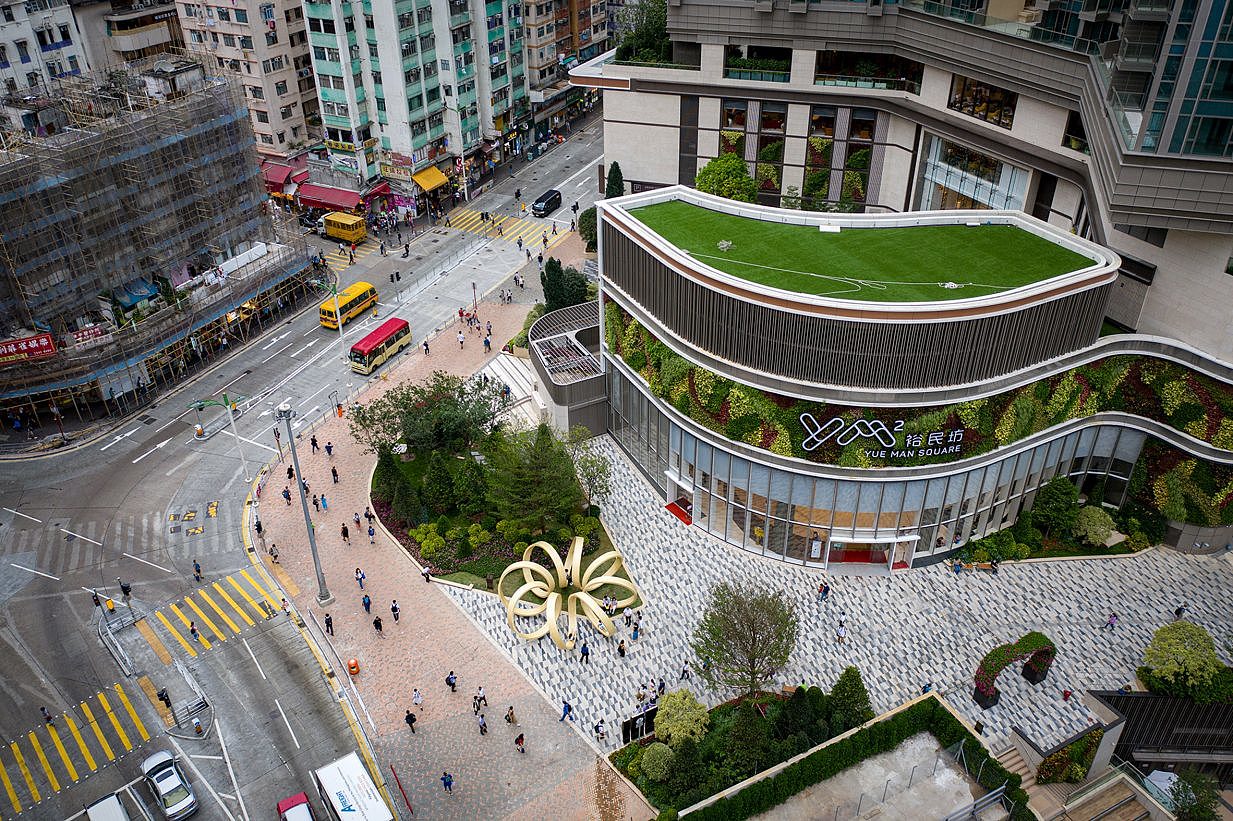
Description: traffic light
xmin=119 ymin=581 xmax=132 ymax=598
xmin=157 ymin=688 xmax=171 ymax=708
xmin=514 ymin=188 xmax=521 ymax=201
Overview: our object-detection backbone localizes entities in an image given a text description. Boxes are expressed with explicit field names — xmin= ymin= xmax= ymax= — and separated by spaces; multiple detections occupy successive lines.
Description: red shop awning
xmin=363 ymin=181 xmax=390 ymax=199
xmin=261 ymin=163 xmax=295 ymax=186
xmin=296 ymin=183 xmax=362 ymax=212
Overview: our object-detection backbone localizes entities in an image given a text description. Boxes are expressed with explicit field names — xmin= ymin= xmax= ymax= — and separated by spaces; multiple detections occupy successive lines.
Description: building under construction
xmin=0 ymin=53 xmax=317 ymax=428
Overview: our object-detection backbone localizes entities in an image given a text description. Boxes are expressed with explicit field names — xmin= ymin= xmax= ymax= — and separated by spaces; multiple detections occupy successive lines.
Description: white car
xmin=140 ymin=751 xmax=198 ymax=819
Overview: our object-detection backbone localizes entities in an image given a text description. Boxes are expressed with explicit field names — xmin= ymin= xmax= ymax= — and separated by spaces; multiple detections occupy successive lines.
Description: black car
xmin=532 ymin=189 xmax=562 ymax=217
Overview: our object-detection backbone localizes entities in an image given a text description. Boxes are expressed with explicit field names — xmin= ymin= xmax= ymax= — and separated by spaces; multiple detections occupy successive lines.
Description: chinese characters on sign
xmin=0 ymin=333 xmax=56 ymax=365
xmin=800 ymin=412 xmax=965 ymax=460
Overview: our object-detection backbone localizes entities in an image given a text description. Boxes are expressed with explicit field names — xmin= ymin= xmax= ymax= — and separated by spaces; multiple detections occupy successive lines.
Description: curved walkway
xmin=251 ymin=295 xmax=652 ymax=820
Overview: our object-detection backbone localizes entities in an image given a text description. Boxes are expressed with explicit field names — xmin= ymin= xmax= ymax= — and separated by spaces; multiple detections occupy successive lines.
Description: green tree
xmin=614 ymin=0 xmax=669 ymax=63
xmin=653 ymin=689 xmax=709 ymax=748
xmin=1171 ymin=768 xmax=1220 ymax=821
xmin=1073 ymin=505 xmax=1115 ymax=546
xmin=829 ymin=666 xmax=874 ymax=731
xmin=1010 ymin=508 xmax=1042 ymax=550
xmin=485 ymin=424 xmax=584 ymax=535
xmin=1142 ymin=621 xmax=1223 ymax=696
xmin=726 ymin=701 xmax=771 ymax=776
xmin=452 ymin=457 xmax=488 ymax=517
xmin=351 ymin=371 xmax=505 ymax=456
xmin=372 ymin=450 xmax=404 ymax=502
xmin=694 ymin=153 xmax=758 ymax=204
xmin=605 ymin=161 xmax=625 ymax=198
xmin=567 ymin=426 xmax=612 ymax=509
xmin=391 ymin=479 xmax=423 ymax=526
xmin=640 ymin=741 xmax=674 ymax=782
xmin=562 ymin=266 xmax=589 ymax=309
xmin=540 ymin=257 xmax=565 ymax=312
xmin=1032 ymin=476 xmax=1080 ymax=537
xmin=422 ymin=451 xmax=456 ymax=514
xmin=578 ymin=205 xmax=598 ymax=251
xmin=691 ymin=580 xmax=798 ymax=697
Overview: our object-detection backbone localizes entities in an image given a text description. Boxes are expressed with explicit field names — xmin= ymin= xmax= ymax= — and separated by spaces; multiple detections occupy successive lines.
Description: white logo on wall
xmin=799 ymin=413 xmax=965 ymax=459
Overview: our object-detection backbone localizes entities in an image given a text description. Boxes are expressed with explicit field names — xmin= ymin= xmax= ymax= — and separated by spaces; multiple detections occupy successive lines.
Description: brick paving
xmin=444 ymin=436 xmax=1233 ymax=755
xmin=253 ymin=295 xmax=652 ymax=821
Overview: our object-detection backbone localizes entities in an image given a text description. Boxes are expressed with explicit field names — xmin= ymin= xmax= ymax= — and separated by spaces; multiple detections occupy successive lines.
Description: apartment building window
xmin=426 ymin=86 xmax=440 ymax=103
xmin=57 ymin=23 xmax=70 ymax=42
xmin=0 ymin=45 xmax=6 ymax=63
xmin=260 ymin=3 xmax=274 ymax=21
xmin=1183 ymin=116 xmax=1233 ymax=156
xmin=322 ymin=100 xmax=350 ymax=116
xmin=309 ymin=18 xmax=336 ymax=33
xmin=16 ymin=40 xmax=28 ymax=61
xmin=849 ymin=108 xmax=876 ymax=142
xmin=262 ymin=56 xmax=285 ymax=71
xmin=372 ymin=70 xmax=382 ymax=85
xmin=26 ymin=71 xmax=39 ymax=88
xmin=411 ymin=119 xmax=426 ymax=135
xmin=1201 ymin=60 xmax=1233 ymax=101
xmin=217 ymin=8 xmax=230 ymax=21
xmin=369 ymin=43 xmax=379 ymax=58
xmin=266 ymin=30 xmax=278 ymax=45
xmin=948 ymin=75 xmax=1017 ymax=129
xmin=409 ymin=95 xmax=423 ymax=112
xmin=809 ymin=105 xmax=835 ymax=137
xmin=2 ymin=6 xmax=13 ymax=21
xmin=313 ymin=46 xmax=340 ymax=62
xmin=722 ymin=100 xmax=746 ymax=129
xmin=239 ymin=35 xmax=253 ymax=48
xmin=759 ymin=102 xmax=786 ymax=132
xmin=319 ymin=74 xmax=345 ymax=89
xmin=190 ymin=30 xmax=205 ymax=43
xmin=404 ymin=67 xmax=420 ymax=83
xmin=1114 ymin=223 xmax=1168 ymax=248
xmin=376 ymin=98 xmax=386 ymax=112
xmin=256 ymin=110 xmax=270 ymax=123
xmin=223 ymin=33 xmax=236 ymax=46
xmin=420 ymin=34 xmax=435 ymax=50
xmin=398 ymin=12 xmax=414 ymax=28
xmin=1221 ymin=2 xmax=1233 ymax=41
xmin=248 ymin=85 xmax=263 ymax=98
xmin=286 ymin=7 xmax=301 ymax=20
xmin=274 ymin=79 xmax=287 ymax=95
xmin=235 ymin=8 xmax=247 ymax=22
xmin=260 ymin=134 xmax=274 ymax=144
xmin=280 ymin=105 xmax=293 ymax=118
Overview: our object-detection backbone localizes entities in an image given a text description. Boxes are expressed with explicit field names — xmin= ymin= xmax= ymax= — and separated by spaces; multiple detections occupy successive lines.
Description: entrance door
xmin=825 ymin=540 xmax=890 ymax=566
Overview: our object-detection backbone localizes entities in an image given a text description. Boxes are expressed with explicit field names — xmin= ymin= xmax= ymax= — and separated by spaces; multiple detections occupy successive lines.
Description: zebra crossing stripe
xmin=10 ymin=739 xmax=40 ymax=803
xmin=155 ymin=610 xmax=198 ymax=657
xmin=0 ymin=745 xmax=21 ymax=813
xmin=184 ymin=596 xmax=227 ymax=642
xmin=78 ymin=701 xmax=114 ymax=761
xmin=63 ymin=714 xmax=97 ymax=772
xmin=199 ymin=589 xmax=242 ymax=634
xmin=241 ymin=569 xmax=280 ymax=608
xmin=94 ymin=692 xmax=132 ymax=752
xmin=227 ymin=575 xmax=267 ymax=620
xmin=26 ymin=731 xmax=58 ymax=794
xmin=213 ymin=581 xmax=255 ymax=626
xmin=46 ymin=723 xmax=78 ymax=783
xmin=113 ymin=684 xmax=150 ymax=743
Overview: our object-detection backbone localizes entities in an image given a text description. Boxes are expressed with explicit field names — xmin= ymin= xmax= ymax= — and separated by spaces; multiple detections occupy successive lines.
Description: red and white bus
xmin=349 ymin=317 xmax=412 ymax=375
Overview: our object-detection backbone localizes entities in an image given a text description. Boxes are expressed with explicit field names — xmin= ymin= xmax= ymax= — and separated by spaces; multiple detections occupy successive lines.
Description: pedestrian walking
xmin=364 ymin=506 xmax=373 ymax=524
xmin=413 ymin=689 xmax=424 ymax=710
xmin=594 ymin=720 xmax=607 ymax=741
xmin=355 ymin=567 xmax=365 ymax=589
xmin=679 ymin=663 xmax=691 ymax=681
xmin=483 ymin=336 xmax=491 ymax=353
xmin=423 ymin=339 xmax=430 ymax=356
xmin=477 ymin=686 xmax=488 ymax=708
xmin=282 ymin=486 xmax=292 ymax=505
xmin=362 ymin=594 xmax=372 ymax=613
xmin=41 ymin=707 xmax=54 ymax=724
xmin=657 ymin=677 xmax=666 ymax=696
xmin=310 ymin=435 xmax=319 ymax=453
xmin=348 ymin=250 xmax=355 ymax=265
xmin=440 ymin=772 xmax=453 ymax=794
xmin=269 ymin=543 xmax=279 ymax=563
xmin=404 ymin=709 xmax=417 ymax=733
xmin=342 ymin=524 xmax=350 ymax=545
xmin=324 ymin=613 xmax=334 ymax=635
xmin=623 ymin=607 xmax=632 ymax=628
xmin=579 ymin=641 xmax=590 ymax=663
xmin=373 ymin=615 xmax=383 ymax=635
xmin=472 ymin=693 xmax=481 ymax=715
xmin=312 ymin=494 xmax=320 ymax=512
xmin=391 ymin=600 xmax=400 ymax=622
xmin=457 ymin=330 xmax=465 ymax=348
xmin=321 ymin=494 xmax=328 ymax=511
xmin=368 ymin=525 xmax=376 ymax=544
xmin=477 ymin=714 xmax=488 ymax=735
xmin=281 ymin=597 xmax=291 ymax=615
xmin=353 ymin=511 xmax=361 ymax=528
xmin=514 ymin=732 xmax=525 ymax=753
xmin=1174 ymin=602 xmax=1190 ymax=621
xmin=325 ymin=441 xmax=334 ymax=458
xmin=632 ymin=624 xmax=640 ymax=641
xmin=193 ymin=559 xmax=201 ymax=582
xmin=618 ymin=639 xmax=627 ymax=658
xmin=505 ymin=705 xmax=517 ymax=724
xmin=559 ymin=700 xmax=572 ymax=722
xmin=331 ymin=466 xmax=339 ymax=484
xmin=189 ymin=621 xmax=200 ymax=642
xmin=446 ymin=671 xmax=457 ymax=691
xmin=1103 ymin=613 xmax=1119 ymax=631
xmin=421 ymin=566 xmax=432 ymax=583
xmin=835 ymin=621 xmax=847 ymax=643
xmin=817 ymin=581 xmax=830 ymax=603
xmin=551 ymin=223 xmax=557 ymax=236
xmin=287 ymin=466 xmax=295 ymax=481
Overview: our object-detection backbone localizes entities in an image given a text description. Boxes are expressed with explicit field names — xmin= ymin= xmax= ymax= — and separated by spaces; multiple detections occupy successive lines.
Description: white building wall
xmin=0 ymin=0 xmax=89 ymax=92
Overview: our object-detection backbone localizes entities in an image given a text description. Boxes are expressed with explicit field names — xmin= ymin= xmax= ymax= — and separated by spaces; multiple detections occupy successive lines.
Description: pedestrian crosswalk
xmin=0 ymin=683 xmax=152 ymax=815
xmin=137 ymin=571 xmax=283 ymax=661
xmin=447 ymin=208 xmax=574 ymax=251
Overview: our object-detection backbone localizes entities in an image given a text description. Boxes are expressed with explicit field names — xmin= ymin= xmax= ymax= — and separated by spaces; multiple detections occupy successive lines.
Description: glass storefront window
xmin=810 ymin=105 xmax=835 ymax=136
xmin=760 ymin=102 xmax=787 ymax=132
xmin=849 ymin=108 xmax=876 ymax=141
xmin=948 ymin=74 xmax=1017 ymax=128
xmin=722 ymin=100 xmax=747 ymax=129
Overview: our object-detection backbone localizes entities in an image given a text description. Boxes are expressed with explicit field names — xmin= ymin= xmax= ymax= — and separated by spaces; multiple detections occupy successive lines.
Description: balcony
xmin=1114 ymin=40 xmax=1160 ymax=71
xmin=814 ymin=74 xmax=919 ymax=94
xmin=1126 ymin=0 xmax=1170 ymax=21
xmin=725 ymin=67 xmax=789 ymax=83
xmin=488 ymin=25 xmax=505 ymax=42
xmin=724 ymin=46 xmax=791 ymax=83
xmin=450 ymin=11 xmax=470 ymax=28
xmin=457 ymin=61 xmax=475 ymax=79
xmin=455 ymin=39 xmax=473 ymax=54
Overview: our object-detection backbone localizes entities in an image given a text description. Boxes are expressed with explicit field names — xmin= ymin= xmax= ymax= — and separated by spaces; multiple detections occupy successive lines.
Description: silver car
xmin=140 ymin=751 xmax=198 ymax=819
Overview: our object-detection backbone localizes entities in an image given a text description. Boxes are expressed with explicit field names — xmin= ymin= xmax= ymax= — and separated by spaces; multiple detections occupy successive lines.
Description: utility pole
xmin=277 ymin=403 xmax=333 ymax=606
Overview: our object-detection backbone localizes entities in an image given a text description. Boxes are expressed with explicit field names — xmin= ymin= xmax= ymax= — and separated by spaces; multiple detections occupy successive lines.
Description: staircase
xmin=995 ymin=746 xmax=1067 ymax=820
xmin=479 ymin=352 xmax=544 ymax=428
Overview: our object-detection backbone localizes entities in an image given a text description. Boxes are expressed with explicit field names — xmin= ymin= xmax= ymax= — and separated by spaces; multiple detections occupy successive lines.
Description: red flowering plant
xmin=974 ymin=631 xmax=1057 ymax=698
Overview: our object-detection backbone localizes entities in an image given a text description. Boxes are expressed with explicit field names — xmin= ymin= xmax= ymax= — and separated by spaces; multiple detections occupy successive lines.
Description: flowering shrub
xmin=974 ymin=631 xmax=1056 ymax=698
xmin=1037 ymin=728 xmax=1103 ymax=784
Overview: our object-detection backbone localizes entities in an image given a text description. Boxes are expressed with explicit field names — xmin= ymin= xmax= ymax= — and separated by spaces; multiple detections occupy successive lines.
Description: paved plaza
xmin=445 ymin=436 xmax=1233 ymax=754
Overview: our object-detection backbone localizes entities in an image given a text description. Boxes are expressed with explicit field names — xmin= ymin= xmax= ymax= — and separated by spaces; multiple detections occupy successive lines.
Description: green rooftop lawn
xmin=628 ymin=200 xmax=1093 ymax=302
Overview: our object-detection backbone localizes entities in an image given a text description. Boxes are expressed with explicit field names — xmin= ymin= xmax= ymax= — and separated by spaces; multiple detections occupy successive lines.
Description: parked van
xmin=317 ymin=213 xmax=367 ymax=244
xmin=531 ymin=189 xmax=562 ymax=217
xmin=85 ymin=793 xmax=132 ymax=821
xmin=313 ymin=752 xmax=392 ymax=821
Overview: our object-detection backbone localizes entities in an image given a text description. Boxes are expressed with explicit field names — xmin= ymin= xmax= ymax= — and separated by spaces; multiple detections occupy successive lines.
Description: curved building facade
xmin=532 ymin=186 xmax=1233 ymax=571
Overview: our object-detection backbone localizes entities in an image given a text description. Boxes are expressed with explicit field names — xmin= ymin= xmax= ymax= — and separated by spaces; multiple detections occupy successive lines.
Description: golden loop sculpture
xmin=497 ymin=536 xmax=640 ymax=650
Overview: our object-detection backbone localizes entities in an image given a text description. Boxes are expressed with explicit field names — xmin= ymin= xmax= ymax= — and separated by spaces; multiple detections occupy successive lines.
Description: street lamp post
xmin=189 ymin=393 xmax=250 ymax=482
xmin=277 ymin=403 xmax=333 ymax=606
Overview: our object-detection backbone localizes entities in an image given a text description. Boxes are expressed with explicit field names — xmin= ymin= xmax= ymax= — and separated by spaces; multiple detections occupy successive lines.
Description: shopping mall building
xmin=528 ymin=186 xmax=1233 ymax=570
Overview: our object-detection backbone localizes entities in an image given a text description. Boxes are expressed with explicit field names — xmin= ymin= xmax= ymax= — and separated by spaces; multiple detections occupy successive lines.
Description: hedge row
xmin=684 ymin=698 xmax=1032 ymax=821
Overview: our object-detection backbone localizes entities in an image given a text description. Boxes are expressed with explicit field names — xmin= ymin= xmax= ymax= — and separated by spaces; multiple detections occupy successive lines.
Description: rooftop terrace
xmin=627 ymin=199 xmax=1094 ymax=304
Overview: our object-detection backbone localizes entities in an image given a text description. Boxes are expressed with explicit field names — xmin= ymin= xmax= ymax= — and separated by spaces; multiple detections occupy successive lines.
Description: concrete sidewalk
xmin=252 ymin=295 xmax=651 ymax=820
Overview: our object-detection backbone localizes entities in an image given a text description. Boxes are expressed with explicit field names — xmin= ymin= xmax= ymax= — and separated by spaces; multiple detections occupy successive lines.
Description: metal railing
xmin=724 ymin=67 xmax=791 ymax=83
xmin=814 ymin=74 xmax=920 ymax=94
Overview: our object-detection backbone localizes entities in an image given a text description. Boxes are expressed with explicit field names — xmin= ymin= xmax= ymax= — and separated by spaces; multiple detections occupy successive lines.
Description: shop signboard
xmin=70 ymin=324 xmax=112 ymax=351
xmin=0 ymin=332 xmax=56 ymax=365
xmin=800 ymin=412 xmax=966 ymax=460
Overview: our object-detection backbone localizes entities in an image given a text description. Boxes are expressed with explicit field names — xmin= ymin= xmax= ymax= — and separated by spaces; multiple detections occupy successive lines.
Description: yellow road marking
xmin=227 ymin=575 xmax=267 ymax=620
xmin=271 ymin=563 xmax=300 ymax=596
xmin=213 ymin=581 xmax=255 ymax=626
xmin=28 ymin=730 xmax=60 ymax=792
xmin=46 ymin=723 xmax=78 ymax=783
xmin=135 ymin=617 xmax=173 ymax=665
xmin=0 ymin=746 xmax=22 ymax=813
xmin=185 ymin=595 xmax=226 ymax=642
xmin=95 ymin=692 xmax=132 ymax=752
xmin=170 ymin=603 xmax=212 ymax=650
xmin=155 ymin=610 xmax=198 ymax=657
xmin=241 ymin=568 xmax=280 ymax=608
xmin=113 ymin=684 xmax=150 ymax=743
xmin=9 ymin=741 xmax=37 ymax=804
xmin=138 ymin=675 xmax=175 ymax=729
xmin=199 ymin=589 xmax=241 ymax=634
xmin=78 ymin=702 xmax=114 ymax=761
xmin=63 ymin=714 xmax=97 ymax=772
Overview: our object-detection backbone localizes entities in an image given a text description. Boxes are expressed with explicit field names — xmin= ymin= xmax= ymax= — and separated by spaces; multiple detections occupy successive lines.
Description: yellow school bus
xmin=318 ymin=212 xmax=367 ymax=244
xmin=320 ymin=281 xmax=378 ymax=329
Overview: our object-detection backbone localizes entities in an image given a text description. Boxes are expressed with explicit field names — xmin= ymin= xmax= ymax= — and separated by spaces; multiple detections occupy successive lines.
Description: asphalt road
xmin=0 ymin=119 xmax=604 ymax=819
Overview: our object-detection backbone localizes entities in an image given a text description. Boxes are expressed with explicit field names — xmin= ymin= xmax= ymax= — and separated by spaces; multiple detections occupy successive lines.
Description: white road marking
xmin=211 ymin=372 xmax=249 ymax=397
xmin=189 ymin=754 xmax=225 ymax=761
xmin=165 ymin=453 xmax=194 ymax=477
xmin=59 ymin=528 xmax=102 ymax=545
xmin=3 ymin=507 xmax=42 ymax=523
xmin=260 ymin=343 xmax=293 ymax=364
xmin=214 ymin=721 xmax=250 ymax=821
xmin=170 ymin=735 xmax=238 ymax=821
xmin=132 ymin=437 xmax=174 ymax=464
xmin=301 ymin=383 xmax=331 ymax=404
xmin=241 ymin=637 xmax=267 ymax=680
xmin=154 ymin=407 xmax=195 ymax=433
xmin=216 ymin=428 xmax=279 ymax=454
xmin=122 ymin=552 xmax=173 ymax=573
xmin=99 ymin=428 xmax=140 ymax=451
xmin=274 ymin=698 xmax=300 ymax=749
xmin=289 ymin=339 xmax=320 ymax=358
xmin=262 ymin=331 xmax=292 ymax=349
xmin=559 ymin=161 xmax=596 ymax=188
xmin=11 ymin=563 xmax=59 ymax=580
xmin=258 ymin=409 xmax=272 ymax=417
